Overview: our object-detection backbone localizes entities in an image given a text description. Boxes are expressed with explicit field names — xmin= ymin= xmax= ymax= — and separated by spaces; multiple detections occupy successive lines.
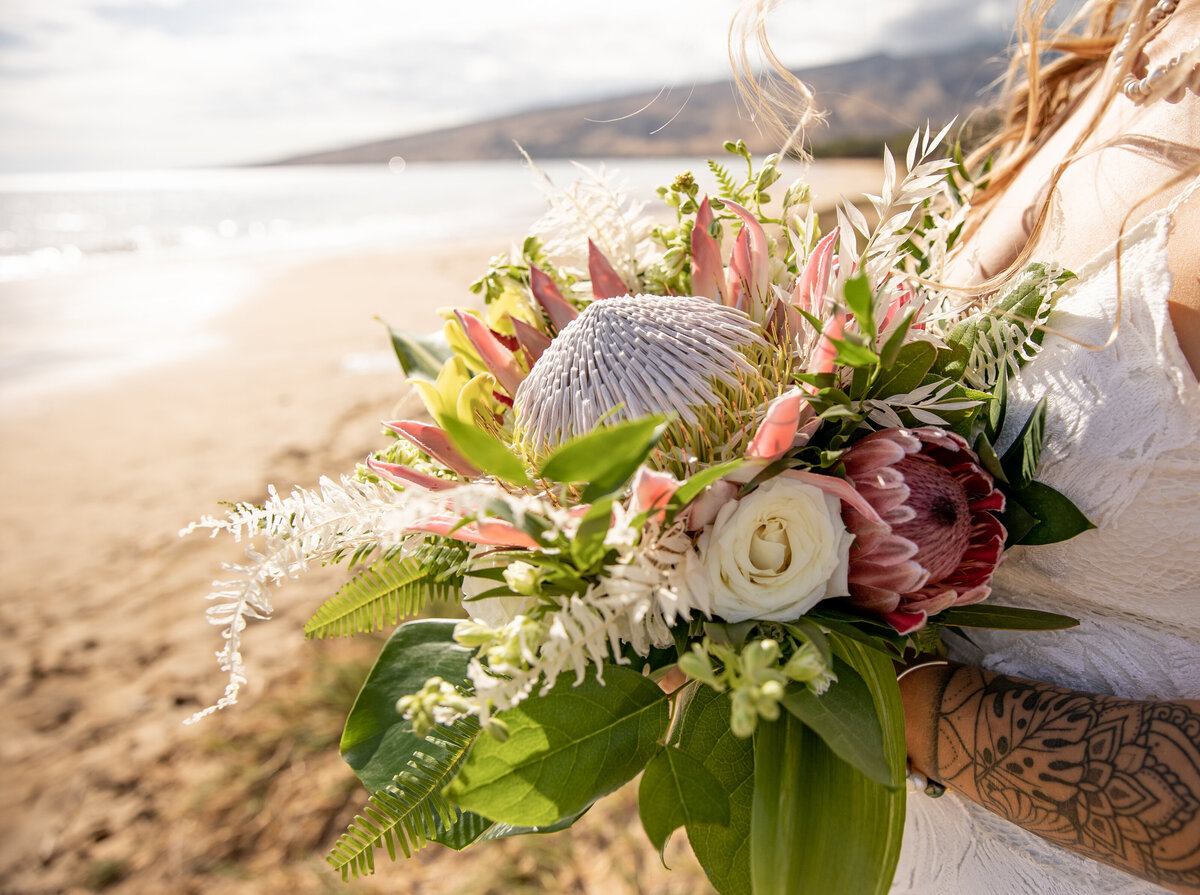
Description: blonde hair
xmin=733 ymin=0 xmax=1199 ymax=311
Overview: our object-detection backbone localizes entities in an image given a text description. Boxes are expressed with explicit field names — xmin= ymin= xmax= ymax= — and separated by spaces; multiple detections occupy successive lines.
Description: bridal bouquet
xmin=188 ymin=127 xmax=1093 ymax=895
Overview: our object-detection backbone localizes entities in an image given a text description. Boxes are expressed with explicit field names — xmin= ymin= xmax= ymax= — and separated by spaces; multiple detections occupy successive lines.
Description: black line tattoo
xmin=932 ymin=666 xmax=1200 ymax=889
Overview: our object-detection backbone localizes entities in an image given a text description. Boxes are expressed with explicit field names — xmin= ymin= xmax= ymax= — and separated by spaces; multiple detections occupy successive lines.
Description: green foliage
xmin=1001 ymin=479 xmax=1097 ymax=546
xmin=327 ymin=718 xmax=479 ymax=879
xmin=384 ymin=322 xmax=453 ymax=381
xmin=999 ymin=398 xmax=1047 ymax=490
xmin=674 ymin=683 xmax=755 ymax=895
xmin=340 ymin=620 xmax=476 ymax=792
xmin=438 ymin=414 xmax=532 ymax=486
xmin=304 ymin=555 xmax=460 ymax=639
xmin=934 ymin=604 xmax=1079 ymax=631
xmin=868 ymin=340 xmax=937 ymax=400
xmin=778 ymin=656 xmax=892 ymax=786
xmin=536 ymin=415 xmax=668 ymax=501
xmin=936 ymin=263 xmax=1073 ymax=385
xmin=445 ymin=664 xmax=669 ymax=827
xmin=638 ymin=744 xmax=731 ymax=856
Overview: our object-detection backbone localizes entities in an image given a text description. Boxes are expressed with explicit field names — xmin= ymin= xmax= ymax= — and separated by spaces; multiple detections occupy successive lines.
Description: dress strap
xmin=1166 ymin=171 xmax=1200 ymax=215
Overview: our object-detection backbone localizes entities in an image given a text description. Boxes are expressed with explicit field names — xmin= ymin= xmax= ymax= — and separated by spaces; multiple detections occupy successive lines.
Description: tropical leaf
xmin=327 ymin=717 xmax=480 ymax=879
xmin=304 ymin=555 xmax=460 ymax=639
xmin=444 ymin=664 xmax=669 ymax=827
xmin=678 ymin=684 xmax=755 ymax=895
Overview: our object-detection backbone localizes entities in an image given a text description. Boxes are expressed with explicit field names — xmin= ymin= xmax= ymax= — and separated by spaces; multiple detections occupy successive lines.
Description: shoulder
xmin=1167 ymin=184 xmax=1200 ymax=379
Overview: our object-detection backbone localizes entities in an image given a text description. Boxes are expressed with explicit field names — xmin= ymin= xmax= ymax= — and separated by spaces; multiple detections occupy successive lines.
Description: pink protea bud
xmin=746 ymin=387 xmax=805 ymax=464
xmin=838 ymin=427 xmax=1007 ymax=630
xmin=529 ymin=267 xmax=579 ymax=333
xmin=366 ymin=457 xmax=458 ymax=491
xmin=691 ymin=197 xmax=726 ymax=305
xmin=587 ymin=240 xmax=630 ymax=300
xmin=383 ymin=420 xmax=481 ymax=478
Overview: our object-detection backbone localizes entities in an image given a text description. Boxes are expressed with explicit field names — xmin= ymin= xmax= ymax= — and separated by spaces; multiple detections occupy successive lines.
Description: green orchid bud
xmin=678 ymin=645 xmax=724 ymax=691
xmin=453 ymin=619 xmax=496 ymax=648
xmin=502 ymin=560 xmax=542 ymax=596
xmin=783 ymin=640 xmax=828 ymax=683
xmin=730 ymin=691 xmax=759 ymax=739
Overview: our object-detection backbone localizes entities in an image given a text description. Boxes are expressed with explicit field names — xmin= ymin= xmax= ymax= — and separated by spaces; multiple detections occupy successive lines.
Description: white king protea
xmin=513 ymin=294 xmax=770 ymax=451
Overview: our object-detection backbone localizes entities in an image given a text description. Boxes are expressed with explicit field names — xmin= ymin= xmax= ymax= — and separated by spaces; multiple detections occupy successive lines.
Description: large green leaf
xmin=778 ymin=656 xmax=892 ymax=786
xmin=678 ymin=685 xmax=755 ymax=895
xmin=340 ymin=620 xmax=475 ymax=793
xmin=444 ymin=664 xmax=669 ymax=827
xmin=638 ymin=744 xmax=731 ymax=855
xmin=936 ymin=604 xmax=1079 ymax=631
xmin=749 ymin=638 xmax=906 ymax=895
xmin=1004 ymin=479 xmax=1097 ymax=546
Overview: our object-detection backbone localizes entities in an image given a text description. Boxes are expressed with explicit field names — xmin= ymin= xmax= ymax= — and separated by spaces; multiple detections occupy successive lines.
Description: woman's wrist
xmin=898 ymin=659 xmax=956 ymax=782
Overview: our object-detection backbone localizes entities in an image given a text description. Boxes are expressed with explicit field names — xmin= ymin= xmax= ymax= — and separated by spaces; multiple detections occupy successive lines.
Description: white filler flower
xmin=698 ymin=476 xmax=853 ymax=622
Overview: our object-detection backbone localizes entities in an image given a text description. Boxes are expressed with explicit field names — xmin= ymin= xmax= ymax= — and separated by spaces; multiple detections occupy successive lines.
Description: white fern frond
xmin=182 ymin=478 xmax=540 ymax=723
xmin=522 ymin=155 xmax=658 ymax=293
xmin=863 ymin=380 xmax=983 ymax=430
xmin=464 ymin=521 xmax=701 ymax=722
xmin=963 ymin=283 xmax=1059 ymax=390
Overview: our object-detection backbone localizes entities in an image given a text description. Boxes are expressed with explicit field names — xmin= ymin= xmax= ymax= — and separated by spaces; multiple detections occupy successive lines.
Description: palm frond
xmin=304 ymin=554 xmax=462 ymax=639
xmin=327 ymin=718 xmax=480 ymax=879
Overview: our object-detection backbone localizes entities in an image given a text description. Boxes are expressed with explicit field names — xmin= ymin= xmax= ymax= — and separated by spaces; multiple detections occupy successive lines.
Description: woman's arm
xmin=900 ymin=663 xmax=1200 ymax=894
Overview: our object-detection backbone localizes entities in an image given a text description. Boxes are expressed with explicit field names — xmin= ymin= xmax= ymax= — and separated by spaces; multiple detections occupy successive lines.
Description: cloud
xmin=0 ymin=0 xmax=1017 ymax=172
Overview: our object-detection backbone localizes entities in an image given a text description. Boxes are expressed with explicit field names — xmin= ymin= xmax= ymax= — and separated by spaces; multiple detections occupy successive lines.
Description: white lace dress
xmin=891 ymin=184 xmax=1200 ymax=894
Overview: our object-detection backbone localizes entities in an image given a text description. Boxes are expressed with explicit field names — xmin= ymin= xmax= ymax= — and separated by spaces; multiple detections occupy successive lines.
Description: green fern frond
xmin=304 ymin=555 xmax=461 ymax=639
xmin=411 ymin=537 xmax=471 ymax=582
xmin=328 ymin=719 xmax=480 ymax=879
xmin=707 ymin=159 xmax=740 ymax=201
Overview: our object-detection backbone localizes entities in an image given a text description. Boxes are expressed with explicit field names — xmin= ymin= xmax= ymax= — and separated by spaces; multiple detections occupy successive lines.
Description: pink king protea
xmin=839 ymin=427 xmax=1006 ymax=633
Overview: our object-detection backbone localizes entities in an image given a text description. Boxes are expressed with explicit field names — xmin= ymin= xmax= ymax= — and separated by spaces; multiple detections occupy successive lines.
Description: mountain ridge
xmin=268 ymin=43 xmax=1007 ymax=165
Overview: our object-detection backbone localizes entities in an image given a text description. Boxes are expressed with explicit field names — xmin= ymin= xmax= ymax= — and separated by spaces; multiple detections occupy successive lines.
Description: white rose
xmin=462 ymin=548 xmax=537 ymax=627
xmin=698 ymin=476 xmax=852 ymax=623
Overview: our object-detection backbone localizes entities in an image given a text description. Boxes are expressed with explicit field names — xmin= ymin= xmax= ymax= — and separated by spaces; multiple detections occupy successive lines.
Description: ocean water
xmin=0 ymin=157 xmax=864 ymax=408
xmin=0 ymin=159 xmax=714 ymax=281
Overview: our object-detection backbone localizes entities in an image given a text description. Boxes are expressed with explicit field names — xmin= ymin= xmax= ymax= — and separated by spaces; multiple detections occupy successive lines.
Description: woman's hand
xmin=900 ymin=663 xmax=1200 ymax=894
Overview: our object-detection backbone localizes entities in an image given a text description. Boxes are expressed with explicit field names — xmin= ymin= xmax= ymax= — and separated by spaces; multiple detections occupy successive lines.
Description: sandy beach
xmin=0 ymin=158 xmax=882 ymax=895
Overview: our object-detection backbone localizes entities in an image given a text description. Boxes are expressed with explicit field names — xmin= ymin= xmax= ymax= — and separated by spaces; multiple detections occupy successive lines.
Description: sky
xmin=0 ymin=0 xmax=1015 ymax=173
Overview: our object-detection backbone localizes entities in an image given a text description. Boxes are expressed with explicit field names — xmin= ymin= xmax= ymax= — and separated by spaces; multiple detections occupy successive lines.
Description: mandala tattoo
xmin=932 ymin=666 xmax=1200 ymax=888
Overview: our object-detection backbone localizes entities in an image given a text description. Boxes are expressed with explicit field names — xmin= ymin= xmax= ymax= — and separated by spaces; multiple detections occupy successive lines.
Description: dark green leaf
xmin=444 ymin=664 xmax=668 ymax=827
xmin=340 ymin=620 xmax=476 ymax=793
xmin=437 ymin=414 xmax=531 ymax=486
xmin=999 ymin=493 xmax=1039 ymax=546
xmin=868 ymin=340 xmax=937 ymax=399
xmin=384 ymin=322 xmax=452 ymax=381
xmin=973 ymin=434 xmax=1007 ymax=484
xmin=779 ymin=658 xmax=892 ymax=786
xmin=999 ymin=397 xmax=1046 ymax=490
xmin=746 ymin=636 xmax=906 ymax=895
xmin=678 ymin=685 xmax=755 ymax=895
xmin=1006 ymin=480 xmax=1097 ymax=545
xmin=638 ymin=745 xmax=731 ymax=855
xmin=934 ymin=605 xmax=1079 ymax=631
